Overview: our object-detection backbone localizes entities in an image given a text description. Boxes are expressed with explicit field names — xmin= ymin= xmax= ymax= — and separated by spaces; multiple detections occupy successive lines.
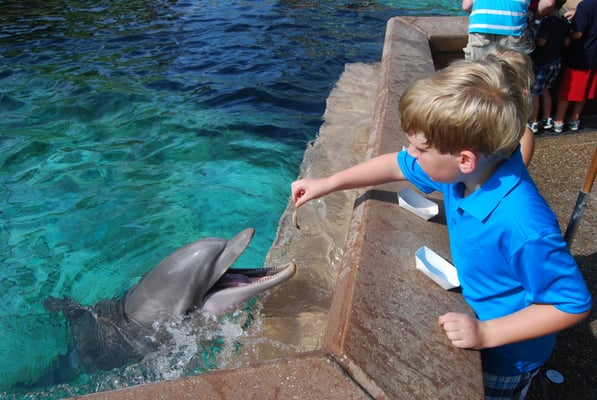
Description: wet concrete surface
xmin=74 ymin=17 xmax=595 ymax=400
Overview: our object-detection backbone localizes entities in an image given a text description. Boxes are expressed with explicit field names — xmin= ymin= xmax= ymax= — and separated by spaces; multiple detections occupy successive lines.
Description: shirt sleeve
xmin=571 ymin=3 xmax=588 ymax=33
xmin=397 ymin=150 xmax=441 ymax=194
xmin=513 ymin=233 xmax=592 ymax=314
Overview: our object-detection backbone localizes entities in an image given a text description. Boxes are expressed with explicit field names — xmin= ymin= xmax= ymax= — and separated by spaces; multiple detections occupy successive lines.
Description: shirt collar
xmin=456 ymin=148 xmax=525 ymax=221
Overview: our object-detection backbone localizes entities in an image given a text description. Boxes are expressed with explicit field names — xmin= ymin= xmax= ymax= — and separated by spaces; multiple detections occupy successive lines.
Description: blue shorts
xmin=531 ymin=61 xmax=561 ymax=97
xmin=483 ymin=368 xmax=540 ymax=400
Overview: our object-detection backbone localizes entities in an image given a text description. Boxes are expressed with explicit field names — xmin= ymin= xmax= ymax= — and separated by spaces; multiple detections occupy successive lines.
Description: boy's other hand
xmin=438 ymin=312 xmax=487 ymax=350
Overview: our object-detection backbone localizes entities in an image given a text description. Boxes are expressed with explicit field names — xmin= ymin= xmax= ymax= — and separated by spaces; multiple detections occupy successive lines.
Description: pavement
xmin=73 ymin=16 xmax=595 ymax=400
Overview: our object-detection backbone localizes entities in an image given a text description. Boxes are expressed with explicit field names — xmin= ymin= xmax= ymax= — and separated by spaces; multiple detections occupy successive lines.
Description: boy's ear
xmin=458 ymin=150 xmax=478 ymax=173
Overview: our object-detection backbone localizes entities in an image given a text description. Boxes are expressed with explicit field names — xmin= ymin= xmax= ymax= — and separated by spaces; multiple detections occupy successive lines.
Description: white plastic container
xmin=398 ymin=187 xmax=439 ymax=220
xmin=415 ymin=246 xmax=460 ymax=290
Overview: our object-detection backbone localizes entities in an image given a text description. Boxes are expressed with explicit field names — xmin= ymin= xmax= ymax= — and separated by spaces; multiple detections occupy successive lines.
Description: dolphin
xmin=41 ymin=228 xmax=295 ymax=383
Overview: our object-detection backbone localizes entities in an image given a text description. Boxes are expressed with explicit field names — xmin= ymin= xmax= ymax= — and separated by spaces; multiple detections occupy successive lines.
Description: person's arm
xmin=570 ymin=1 xmax=587 ymax=38
xmin=462 ymin=0 xmax=473 ymax=13
xmin=291 ymin=152 xmax=405 ymax=208
xmin=537 ymin=0 xmax=555 ymax=17
xmin=438 ymin=305 xmax=590 ymax=349
xmin=564 ymin=7 xmax=576 ymax=20
xmin=520 ymin=128 xmax=535 ymax=166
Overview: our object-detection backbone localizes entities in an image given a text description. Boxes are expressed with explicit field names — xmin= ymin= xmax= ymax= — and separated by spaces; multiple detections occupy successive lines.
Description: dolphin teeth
xmin=230 ymin=265 xmax=290 ymax=276
xmin=202 ymin=262 xmax=296 ymax=315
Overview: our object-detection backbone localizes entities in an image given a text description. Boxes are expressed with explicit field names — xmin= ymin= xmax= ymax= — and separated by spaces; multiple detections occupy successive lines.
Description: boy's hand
xmin=438 ymin=312 xmax=487 ymax=350
xmin=291 ymin=178 xmax=329 ymax=208
xmin=291 ymin=180 xmax=306 ymax=207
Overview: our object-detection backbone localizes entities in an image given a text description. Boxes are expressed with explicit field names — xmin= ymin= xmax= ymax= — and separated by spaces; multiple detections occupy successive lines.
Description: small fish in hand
xmin=291 ymin=188 xmax=305 ymax=230
xmin=292 ymin=208 xmax=300 ymax=229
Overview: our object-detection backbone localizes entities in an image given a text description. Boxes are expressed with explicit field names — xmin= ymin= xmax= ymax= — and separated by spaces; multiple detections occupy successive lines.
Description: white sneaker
xmin=554 ymin=121 xmax=565 ymax=133
xmin=567 ymin=120 xmax=580 ymax=131
xmin=541 ymin=118 xmax=554 ymax=130
xmin=527 ymin=121 xmax=539 ymax=134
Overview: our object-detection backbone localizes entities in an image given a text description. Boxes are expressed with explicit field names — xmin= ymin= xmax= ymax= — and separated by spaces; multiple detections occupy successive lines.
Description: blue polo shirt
xmin=468 ymin=0 xmax=530 ymax=37
xmin=398 ymin=149 xmax=592 ymax=375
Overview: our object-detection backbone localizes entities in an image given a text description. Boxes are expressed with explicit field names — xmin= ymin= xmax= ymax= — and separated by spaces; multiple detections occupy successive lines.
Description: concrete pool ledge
xmin=75 ymin=16 xmax=596 ymax=400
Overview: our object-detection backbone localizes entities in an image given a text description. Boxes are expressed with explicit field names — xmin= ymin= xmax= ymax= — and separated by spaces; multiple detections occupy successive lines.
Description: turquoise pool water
xmin=0 ymin=0 xmax=461 ymax=398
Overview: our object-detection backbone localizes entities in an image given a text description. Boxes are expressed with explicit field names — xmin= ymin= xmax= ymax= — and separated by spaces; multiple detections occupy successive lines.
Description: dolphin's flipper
xmin=44 ymin=296 xmax=88 ymax=319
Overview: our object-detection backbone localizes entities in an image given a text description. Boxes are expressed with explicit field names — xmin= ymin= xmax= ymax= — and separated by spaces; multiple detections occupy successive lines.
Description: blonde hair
xmin=399 ymin=57 xmax=529 ymax=158
xmin=485 ymin=45 xmax=534 ymax=93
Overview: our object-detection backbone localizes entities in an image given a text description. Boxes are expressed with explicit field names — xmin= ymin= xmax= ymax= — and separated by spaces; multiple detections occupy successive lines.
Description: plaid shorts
xmin=483 ymin=368 xmax=540 ymax=400
xmin=531 ymin=61 xmax=561 ymax=97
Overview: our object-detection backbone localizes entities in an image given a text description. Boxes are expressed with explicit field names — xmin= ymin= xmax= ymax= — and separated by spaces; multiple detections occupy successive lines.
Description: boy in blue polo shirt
xmin=290 ymin=57 xmax=591 ymax=399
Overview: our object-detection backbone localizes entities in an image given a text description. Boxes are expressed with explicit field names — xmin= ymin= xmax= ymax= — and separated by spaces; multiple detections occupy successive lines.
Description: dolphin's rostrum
xmin=42 ymin=228 xmax=295 ymax=383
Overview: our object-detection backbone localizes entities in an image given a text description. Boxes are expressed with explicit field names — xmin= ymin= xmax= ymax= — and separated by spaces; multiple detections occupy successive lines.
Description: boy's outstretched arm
xmin=438 ymin=305 xmax=590 ymax=350
xmin=291 ymin=152 xmax=405 ymax=208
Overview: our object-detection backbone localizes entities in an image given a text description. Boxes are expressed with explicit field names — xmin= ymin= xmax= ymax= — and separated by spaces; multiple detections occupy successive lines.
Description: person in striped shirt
xmin=462 ymin=0 xmax=555 ymax=60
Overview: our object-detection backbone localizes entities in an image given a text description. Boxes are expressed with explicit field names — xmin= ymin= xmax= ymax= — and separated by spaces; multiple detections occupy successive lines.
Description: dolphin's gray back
xmin=43 ymin=296 xmax=157 ymax=373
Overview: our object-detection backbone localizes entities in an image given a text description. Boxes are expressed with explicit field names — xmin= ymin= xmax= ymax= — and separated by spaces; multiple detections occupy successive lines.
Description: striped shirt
xmin=468 ymin=0 xmax=530 ymax=37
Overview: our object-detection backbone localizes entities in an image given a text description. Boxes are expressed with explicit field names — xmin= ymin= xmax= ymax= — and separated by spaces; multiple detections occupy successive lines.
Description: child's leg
xmin=541 ymin=89 xmax=552 ymax=121
xmin=529 ymin=68 xmax=545 ymax=133
xmin=568 ymin=69 xmax=597 ymax=124
xmin=528 ymin=95 xmax=541 ymax=134
xmin=554 ymin=99 xmax=569 ymax=132
xmin=555 ymin=66 xmax=577 ymax=129
xmin=531 ymin=95 xmax=540 ymax=123
xmin=483 ymin=369 xmax=540 ymax=400
xmin=541 ymin=62 xmax=560 ymax=122
xmin=569 ymin=100 xmax=586 ymax=124
xmin=530 ymin=67 xmax=547 ymax=123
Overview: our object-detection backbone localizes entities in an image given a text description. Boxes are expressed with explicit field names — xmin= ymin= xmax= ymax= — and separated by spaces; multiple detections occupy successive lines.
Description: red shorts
xmin=558 ymin=67 xmax=597 ymax=102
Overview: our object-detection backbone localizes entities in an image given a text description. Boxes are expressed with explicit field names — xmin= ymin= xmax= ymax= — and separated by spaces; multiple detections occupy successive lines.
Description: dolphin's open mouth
xmin=201 ymin=262 xmax=296 ymax=315
xmin=209 ymin=264 xmax=296 ymax=291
